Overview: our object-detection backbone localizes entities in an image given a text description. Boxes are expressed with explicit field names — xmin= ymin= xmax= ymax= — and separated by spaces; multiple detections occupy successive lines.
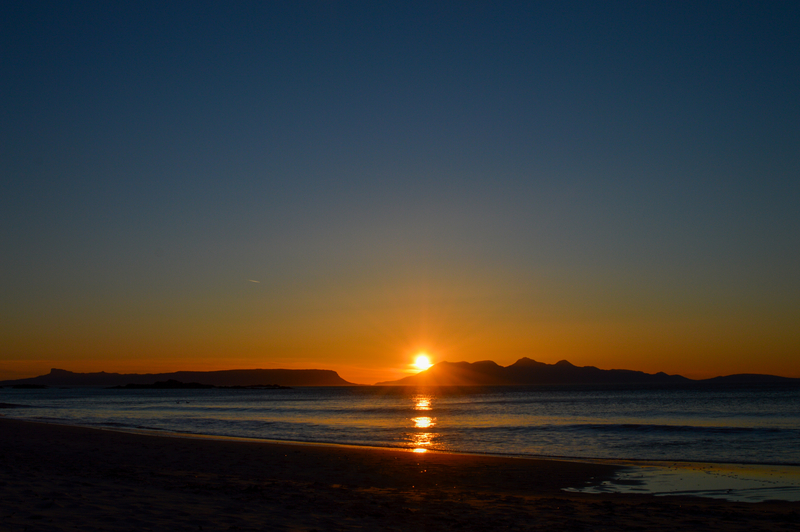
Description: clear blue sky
xmin=2 ymin=1 xmax=798 ymax=383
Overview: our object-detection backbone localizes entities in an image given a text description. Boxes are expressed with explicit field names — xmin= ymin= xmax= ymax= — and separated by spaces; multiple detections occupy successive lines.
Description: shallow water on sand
xmin=567 ymin=461 xmax=800 ymax=503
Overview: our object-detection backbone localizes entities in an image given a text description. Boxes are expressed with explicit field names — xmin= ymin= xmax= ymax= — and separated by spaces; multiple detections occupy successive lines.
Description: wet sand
xmin=1 ymin=418 xmax=798 ymax=531
xmin=575 ymin=459 xmax=800 ymax=503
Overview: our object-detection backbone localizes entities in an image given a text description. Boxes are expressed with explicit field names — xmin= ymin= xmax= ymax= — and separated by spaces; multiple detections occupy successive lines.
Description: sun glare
xmin=413 ymin=353 xmax=432 ymax=370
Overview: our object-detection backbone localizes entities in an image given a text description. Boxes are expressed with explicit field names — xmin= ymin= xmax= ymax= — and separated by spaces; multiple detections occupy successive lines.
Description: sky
xmin=2 ymin=1 xmax=799 ymax=384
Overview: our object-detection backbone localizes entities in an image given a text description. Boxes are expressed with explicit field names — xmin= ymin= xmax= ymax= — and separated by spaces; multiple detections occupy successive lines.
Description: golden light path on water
xmin=413 ymin=417 xmax=434 ymax=428
xmin=412 ymin=394 xmax=437 ymax=453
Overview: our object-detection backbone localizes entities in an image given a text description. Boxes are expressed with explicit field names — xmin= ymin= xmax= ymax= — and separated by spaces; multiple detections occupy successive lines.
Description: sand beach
xmin=1 ymin=418 xmax=798 ymax=531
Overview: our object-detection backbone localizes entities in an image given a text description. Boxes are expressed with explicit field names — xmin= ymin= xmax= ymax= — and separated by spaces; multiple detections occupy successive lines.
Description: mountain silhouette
xmin=3 ymin=361 xmax=797 ymax=388
xmin=0 ymin=368 xmax=356 ymax=387
xmin=375 ymin=358 xmax=798 ymax=386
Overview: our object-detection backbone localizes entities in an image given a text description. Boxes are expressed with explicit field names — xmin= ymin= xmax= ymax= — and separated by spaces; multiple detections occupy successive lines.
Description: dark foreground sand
xmin=1 ymin=418 xmax=797 ymax=531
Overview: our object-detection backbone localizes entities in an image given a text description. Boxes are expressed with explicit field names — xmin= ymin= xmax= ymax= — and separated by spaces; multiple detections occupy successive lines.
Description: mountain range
xmin=1 ymin=360 xmax=797 ymax=387
xmin=375 ymin=358 xmax=800 ymax=386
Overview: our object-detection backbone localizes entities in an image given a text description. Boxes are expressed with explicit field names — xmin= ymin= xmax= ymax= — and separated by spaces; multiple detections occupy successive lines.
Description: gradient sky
xmin=2 ymin=1 xmax=799 ymax=384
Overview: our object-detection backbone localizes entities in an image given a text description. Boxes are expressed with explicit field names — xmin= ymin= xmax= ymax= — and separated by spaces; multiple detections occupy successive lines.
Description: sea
xmin=3 ymin=383 xmax=800 ymax=501
xmin=2 ymin=383 xmax=798 ymax=464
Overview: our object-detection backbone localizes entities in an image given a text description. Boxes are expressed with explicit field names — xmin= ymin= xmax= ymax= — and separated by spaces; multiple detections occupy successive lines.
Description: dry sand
xmin=1 ymin=418 xmax=797 ymax=531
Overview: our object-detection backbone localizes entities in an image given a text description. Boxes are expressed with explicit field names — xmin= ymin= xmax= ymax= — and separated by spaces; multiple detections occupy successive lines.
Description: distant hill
xmin=701 ymin=373 xmax=800 ymax=384
xmin=375 ymin=358 xmax=799 ymax=386
xmin=0 ymin=368 xmax=356 ymax=387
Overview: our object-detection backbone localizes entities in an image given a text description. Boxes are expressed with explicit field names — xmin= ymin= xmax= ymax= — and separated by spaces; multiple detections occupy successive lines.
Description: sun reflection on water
xmin=412 ymin=432 xmax=435 ymax=450
xmin=411 ymin=393 xmax=438 ymax=452
xmin=414 ymin=397 xmax=431 ymax=410
xmin=412 ymin=416 xmax=434 ymax=428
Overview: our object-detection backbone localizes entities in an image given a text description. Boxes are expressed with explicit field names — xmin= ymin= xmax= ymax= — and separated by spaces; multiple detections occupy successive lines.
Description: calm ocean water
xmin=2 ymin=384 xmax=799 ymax=465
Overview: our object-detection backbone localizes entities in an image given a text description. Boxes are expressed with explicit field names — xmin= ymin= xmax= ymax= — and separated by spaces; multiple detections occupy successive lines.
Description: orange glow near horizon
xmin=2 ymin=303 xmax=800 ymax=383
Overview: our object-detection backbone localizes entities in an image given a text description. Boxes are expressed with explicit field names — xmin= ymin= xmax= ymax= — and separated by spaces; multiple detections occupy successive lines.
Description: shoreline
xmin=68 ymin=422 xmax=800 ymax=503
xmin=94 ymin=424 xmax=800 ymax=467
xmin=6 ymin=409 xmax=800 ymax=468
xmin=2 ymin=418 xmax=799 ymax=531
xmin=5 ymin=413 xmax=800 ymax=504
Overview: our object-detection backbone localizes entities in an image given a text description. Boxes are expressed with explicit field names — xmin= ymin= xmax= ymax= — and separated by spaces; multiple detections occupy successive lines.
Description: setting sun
xmin=413 ymin=354 xmax=433 ymax=371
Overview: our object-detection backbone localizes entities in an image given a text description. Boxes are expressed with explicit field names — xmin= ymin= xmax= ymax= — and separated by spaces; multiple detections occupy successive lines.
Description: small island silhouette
xmin=107 ymin=379 xmax=291 ymax=390
xmin=0 ymin=368 xmax=355 ymax=387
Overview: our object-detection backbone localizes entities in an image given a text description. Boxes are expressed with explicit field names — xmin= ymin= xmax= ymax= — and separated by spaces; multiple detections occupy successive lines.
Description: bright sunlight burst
xmin=414 ymin=353 xmax=432 ymax=371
